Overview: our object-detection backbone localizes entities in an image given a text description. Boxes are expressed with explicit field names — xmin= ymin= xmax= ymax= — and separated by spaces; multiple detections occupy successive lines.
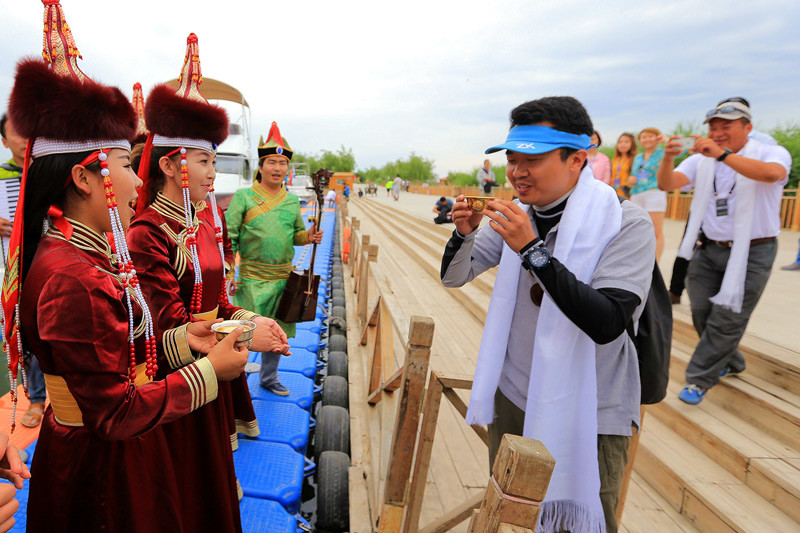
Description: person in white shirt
xmin=324 ymin=188 xmax=337 ymax=208
xmin=657 ymin=98 xmax=792 ymax=405
xmin=477 ymin=159 xmax=495 ymax=194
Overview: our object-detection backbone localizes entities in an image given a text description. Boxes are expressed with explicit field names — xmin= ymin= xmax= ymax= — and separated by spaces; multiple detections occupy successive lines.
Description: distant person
xmin=782 ymin=243 xmax=800 ymax=271
xmin=392 ymin=175 xmax=401 ymax=201
xmin=668 ymin=99 xmax=786 ymax=300
xmin=630 ymin=127 xmax=668 ymax=261
xmin=325 ymin=188 xmax=337 ymax=208
xmin=432 ymin=196 xmax=454 ymax=224
xmin=385 ymin=179 xmax=393 ymax=197
xmin=657 ymin=98 xmax=791 ymax=405
xmin=0 ymin=113 xmax=47 ymax=429
xmin=587 ymin=130 xmax=611 ymax=184
xmin=611 ymin=132 xmax=637 ymax=199
xmin=343 ymin=184 xmax=350 ymax=201
xmin=477 ymin=159 xmax=495 ymax=194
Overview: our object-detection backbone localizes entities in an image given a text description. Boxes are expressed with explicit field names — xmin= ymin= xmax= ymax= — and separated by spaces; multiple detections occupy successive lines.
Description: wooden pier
xmin=341 ymin=194 xmax=800 ymax=532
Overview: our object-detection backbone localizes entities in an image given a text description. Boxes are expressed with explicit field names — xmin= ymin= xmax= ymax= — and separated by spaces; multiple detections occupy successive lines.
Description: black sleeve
xmin=440 ymin=230 xmax=465 ymax=279
xmin=533 ymin=258 xmax=641 ymax=344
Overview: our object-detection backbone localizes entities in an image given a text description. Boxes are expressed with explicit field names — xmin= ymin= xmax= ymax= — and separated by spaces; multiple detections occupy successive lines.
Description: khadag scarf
xmin=466 ymin=167 xmax=622 ymax=532
xmin=677 ymin=139 xmax=762 ymax=313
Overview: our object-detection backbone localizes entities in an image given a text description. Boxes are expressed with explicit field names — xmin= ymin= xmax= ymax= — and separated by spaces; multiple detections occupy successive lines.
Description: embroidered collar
xmin=252 ymin=180 xmax=286 ymax=202
xmin=47 ymin=217 xmax=113 ymax=260
xmin=151 ymin=192 xmax=202 ymax=227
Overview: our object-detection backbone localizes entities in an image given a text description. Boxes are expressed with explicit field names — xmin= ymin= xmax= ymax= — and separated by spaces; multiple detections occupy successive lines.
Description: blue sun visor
xmin=485 ymin=125 xmax=593 ymax=154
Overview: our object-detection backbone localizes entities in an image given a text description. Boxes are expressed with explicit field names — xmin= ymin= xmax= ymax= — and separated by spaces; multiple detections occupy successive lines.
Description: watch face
xmin=530 ymin=248 xmax=550 ymax=268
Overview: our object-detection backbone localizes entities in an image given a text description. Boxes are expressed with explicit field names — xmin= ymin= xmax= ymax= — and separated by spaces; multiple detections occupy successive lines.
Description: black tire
xmin=329 ymin=323 xmax=346 ymax=338
xmin=315 ymin=405 xmax=350 ymax=464
xmin=332 ymin=296 xmax=346 ymax=307
xmin=323 ymin=376 xmax=348 ymax=408
xmin=317 ymin=451 xmax=350 ymax=532
xmin=327 ymin=351 xmax=348 ymax=380
xmin=332 ymin=289 xmax=346 ymax=299
xmin=331 ymin=306 xmax=346 ymax=320
xmin=329 ymin=334 xmax=347 ymax=352
xmin=331 ymin=279 xmax=344 ymax=290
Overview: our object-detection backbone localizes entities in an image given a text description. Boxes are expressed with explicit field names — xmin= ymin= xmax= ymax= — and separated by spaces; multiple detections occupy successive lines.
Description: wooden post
xmin=403 ymin=372 xmax=445 ymax=533
xmin=377 ymin=316 xmax=435 ymax=533
xmin=791 ymin=194 xmax=800 ymax=231
xmin=367 ymin=300 xmax=394 ymax=404
xmin=468 ymin=435 xmax=555 ymax=533
xmin=352 ymin=217 xmax=360 ymax=231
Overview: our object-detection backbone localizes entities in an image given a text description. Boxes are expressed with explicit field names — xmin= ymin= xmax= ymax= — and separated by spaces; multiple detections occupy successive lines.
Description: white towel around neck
xmin=677 ymin=140 xmax=762 ymax=313
xmin=466 ymin=167 xmax=622 ymax=533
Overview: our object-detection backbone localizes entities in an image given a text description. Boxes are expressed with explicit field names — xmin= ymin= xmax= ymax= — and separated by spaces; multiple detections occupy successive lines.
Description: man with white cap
xmin=442 ymin=96 xmax=654 ymax=532
xmin=657 ymin=98 xmax=791 ymax=405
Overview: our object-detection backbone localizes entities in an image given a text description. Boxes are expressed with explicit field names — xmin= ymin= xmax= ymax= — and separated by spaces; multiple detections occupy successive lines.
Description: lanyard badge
xmin=716 ymin=198 xmax=729 ymax=217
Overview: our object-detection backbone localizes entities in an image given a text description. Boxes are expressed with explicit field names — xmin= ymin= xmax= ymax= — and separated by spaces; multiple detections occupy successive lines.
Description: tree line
xmin=294 ymin=124 xmax=800 ymax=190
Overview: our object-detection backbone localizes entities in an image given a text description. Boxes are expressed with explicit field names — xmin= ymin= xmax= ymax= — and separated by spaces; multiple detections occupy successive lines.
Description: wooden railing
xmin=342 ymin=210 xmax=555 ymax=533
xmin=411 ymin=186 xmax=800 ymax=231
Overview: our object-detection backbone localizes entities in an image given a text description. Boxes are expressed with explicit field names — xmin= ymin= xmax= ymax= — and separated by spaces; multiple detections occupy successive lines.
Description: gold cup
xmin=211 ymin=320 xmax=256 ymax=348
xmin=464 ymin=196 xmax=495 ymax=213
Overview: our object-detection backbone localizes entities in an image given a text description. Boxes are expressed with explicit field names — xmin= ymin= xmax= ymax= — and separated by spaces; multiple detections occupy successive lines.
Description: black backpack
xmin=619 ymin=197 xmax=672 ymax=404
xmin=627 ymin=261 xmax=672 ymax=404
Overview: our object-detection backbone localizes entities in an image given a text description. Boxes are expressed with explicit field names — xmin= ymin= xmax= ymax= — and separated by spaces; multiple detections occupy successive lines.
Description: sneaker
xmin=678 ymin=384 xmax=707 ymax=405
xmin=780 ymin=262 xmax=800 ymax=271
xmin=244 ymin=362 xmax=261 ymax=374
xmin=266 ymin=383 xmax=290 ymax=396
xmin=719 ymin=366 xmax=743 ymax=378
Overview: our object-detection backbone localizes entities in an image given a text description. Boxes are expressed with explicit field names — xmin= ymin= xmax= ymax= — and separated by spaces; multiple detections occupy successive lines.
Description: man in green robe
xmin=227 ymin=122 xmax=322 ymax=395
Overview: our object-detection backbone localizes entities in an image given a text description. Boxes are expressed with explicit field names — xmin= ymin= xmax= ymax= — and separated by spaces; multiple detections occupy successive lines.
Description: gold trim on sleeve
xmin=163 ymin=323 xmax=195 ymax=370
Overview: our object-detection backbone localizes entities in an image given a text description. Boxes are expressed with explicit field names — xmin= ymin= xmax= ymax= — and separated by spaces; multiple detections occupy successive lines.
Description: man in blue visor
xmin=441 ymin=96 xmax=655 ymax=532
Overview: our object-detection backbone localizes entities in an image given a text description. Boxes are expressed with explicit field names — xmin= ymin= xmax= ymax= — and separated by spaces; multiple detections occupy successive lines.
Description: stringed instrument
xmin=275 ymin=168 xmax=333 ymax=323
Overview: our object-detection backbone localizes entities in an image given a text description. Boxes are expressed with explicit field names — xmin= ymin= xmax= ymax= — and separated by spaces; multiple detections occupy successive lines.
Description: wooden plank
xmin=437 ymin=373 xmax=474 ymax=390
xmin=368 ymin=301 xmax=395 ymax=404
xmin=497 ymin=525 xmax=534 ymax=533
xmin=380 ymin=316 xmax=435 ymax=520
xmin=443 ymin=387 xmax=489 ymax=446
xmin=361 ymin=297 xmax=382 ymax=346
xmin=350 ymin=466 xmax=375 ymax=533
xmin=377 ymin=504 xmax=404 ymax=533
xmin=419 ymin=494 xmax=483 ymax=533
xmin=380 ymin=301 xmax=397 ymax=385
xmin=383 ymin=366 xmax=404 ymax=392
xmin=403 ymin=372 xmax=445 ymax=533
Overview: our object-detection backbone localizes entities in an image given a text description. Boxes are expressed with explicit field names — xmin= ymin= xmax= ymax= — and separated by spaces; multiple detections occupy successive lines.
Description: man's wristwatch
xmin=716 ymin=148 xmax=733 ymax=162
xmin=520 ymin=240 xmax=551 ymax=271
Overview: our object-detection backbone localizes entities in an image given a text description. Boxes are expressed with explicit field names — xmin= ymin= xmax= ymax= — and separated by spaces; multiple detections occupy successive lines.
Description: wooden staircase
xmin=352 ymin=197 xmax=800 ymax=532
xmin=639 ymin=306 xmax=800 ymax=532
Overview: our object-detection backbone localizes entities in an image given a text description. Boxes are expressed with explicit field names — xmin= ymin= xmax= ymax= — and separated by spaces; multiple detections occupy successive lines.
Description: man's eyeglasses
xmin=706 ymin=105 xmax=750 ymax=118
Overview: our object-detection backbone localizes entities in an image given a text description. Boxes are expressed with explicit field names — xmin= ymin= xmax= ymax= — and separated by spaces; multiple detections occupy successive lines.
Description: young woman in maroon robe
xmin=126 ymin=34 xmax=289 ymax=533
xmin=4 ymin=3 xmax=248 ymax=531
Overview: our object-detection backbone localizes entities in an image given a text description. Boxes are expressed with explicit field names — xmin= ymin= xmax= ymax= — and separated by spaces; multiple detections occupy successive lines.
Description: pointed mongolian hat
xmin=136 ymin=33 xmax=230 ymax=315
xmin=258 ymin=121 xmax=293 ymax=161
xmin=3 ymin=0 xmax=139 ymax=429
xmin=136 ymin=33 xmax=229 ymax=215
xmin=131 ymin=82 xmax=148 ymax=144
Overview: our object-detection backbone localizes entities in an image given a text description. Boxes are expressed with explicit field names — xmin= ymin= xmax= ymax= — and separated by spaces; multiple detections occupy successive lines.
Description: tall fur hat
xmin=144 ymin=33 xmax=228 ymax=147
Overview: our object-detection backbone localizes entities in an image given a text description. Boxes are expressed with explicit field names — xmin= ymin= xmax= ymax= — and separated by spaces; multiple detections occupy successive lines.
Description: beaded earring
xmin=95 ymin=149 xmax=158 ymax=381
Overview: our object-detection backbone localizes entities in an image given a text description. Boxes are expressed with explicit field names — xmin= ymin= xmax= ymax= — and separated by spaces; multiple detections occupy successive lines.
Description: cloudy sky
xmin=1 ymin=0 xmax=798 ymax=175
